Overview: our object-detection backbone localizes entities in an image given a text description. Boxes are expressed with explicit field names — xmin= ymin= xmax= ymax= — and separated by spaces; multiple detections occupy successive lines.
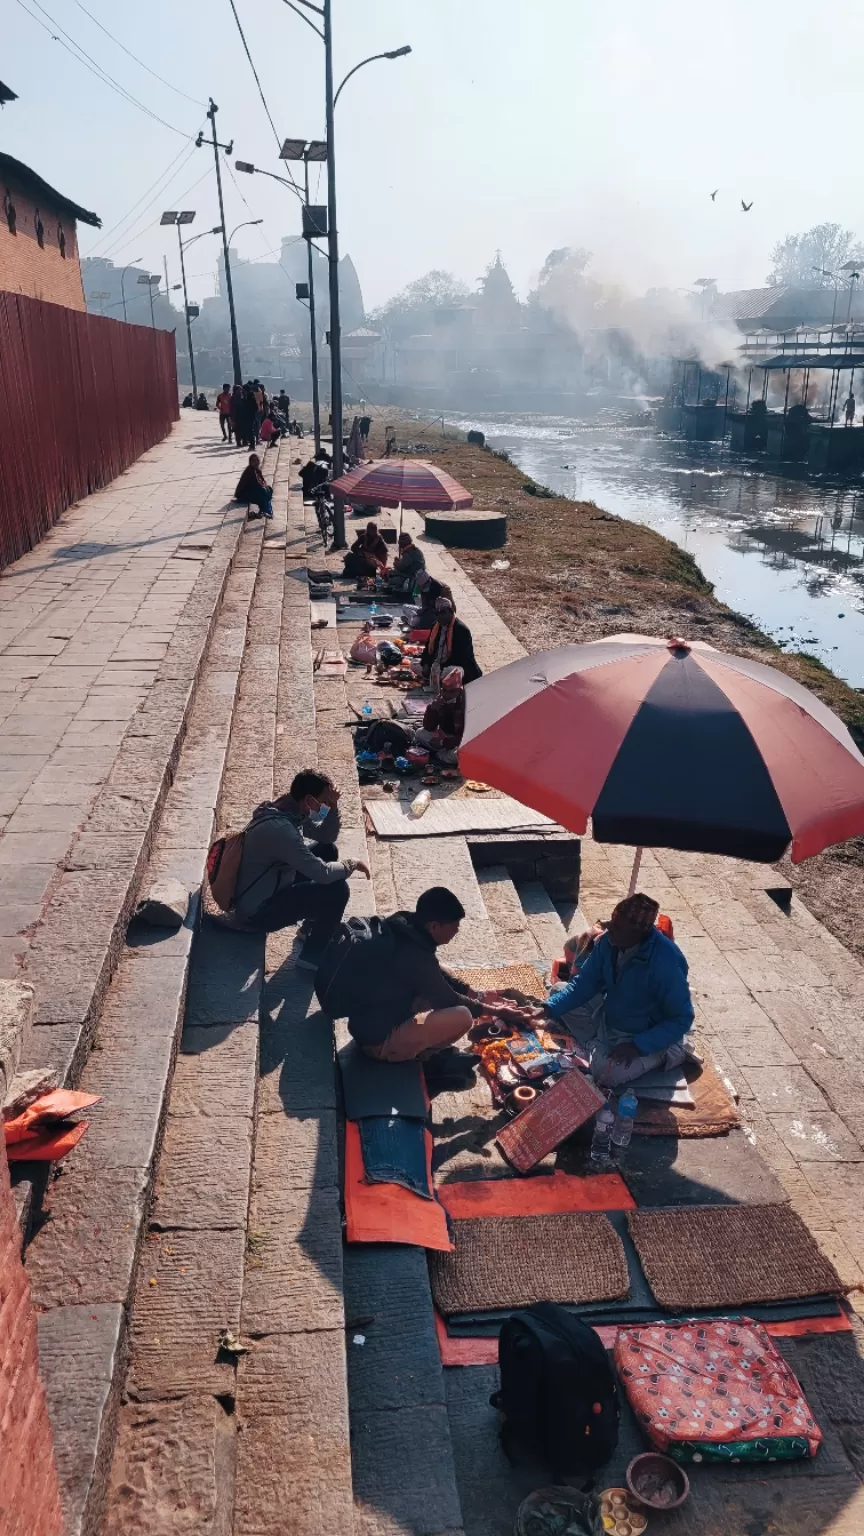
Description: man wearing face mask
xmin=233 ymin=769 xmax=369 ymax=969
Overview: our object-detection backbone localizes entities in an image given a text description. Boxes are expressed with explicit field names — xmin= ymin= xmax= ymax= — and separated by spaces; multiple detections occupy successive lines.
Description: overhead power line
xmin=225 ymin=0 xmax=303 ymax=199
xmin=69 ymin=0 xmax=205 ymax=105
xmin=84 ymin=138 xmax=199 ymax=256
xmin=13 ymin=0 xmax=193 ymax=137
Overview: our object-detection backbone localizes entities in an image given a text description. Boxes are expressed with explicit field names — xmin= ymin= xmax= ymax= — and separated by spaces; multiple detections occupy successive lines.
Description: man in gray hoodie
xmin=235 ymin=769 xmax=369 ymax=968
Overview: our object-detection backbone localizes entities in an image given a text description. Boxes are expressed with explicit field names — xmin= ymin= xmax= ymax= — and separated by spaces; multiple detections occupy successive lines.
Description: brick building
xmin=0 ymin=152 xmax=100 ymax=312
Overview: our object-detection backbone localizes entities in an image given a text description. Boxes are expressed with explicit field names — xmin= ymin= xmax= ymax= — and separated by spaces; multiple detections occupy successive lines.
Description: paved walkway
xmin=0 ymin=414 xmax=247 ymax=979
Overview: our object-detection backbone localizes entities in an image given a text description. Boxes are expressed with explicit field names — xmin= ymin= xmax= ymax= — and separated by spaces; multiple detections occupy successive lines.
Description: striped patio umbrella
xmin=330 ymin=458 xmax=473 ymax=510
xmin=459 ymin=634 xmax=864 ymax=865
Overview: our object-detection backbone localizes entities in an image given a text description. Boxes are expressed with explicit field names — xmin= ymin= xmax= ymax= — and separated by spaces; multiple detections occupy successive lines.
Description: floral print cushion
xmin=614 ymin=1318 xmax=822 ymax=1464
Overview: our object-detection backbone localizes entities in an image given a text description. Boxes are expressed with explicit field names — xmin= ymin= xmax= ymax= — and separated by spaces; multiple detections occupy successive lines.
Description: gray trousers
xmin=556 ymin=998 xmax=686 ymax=1089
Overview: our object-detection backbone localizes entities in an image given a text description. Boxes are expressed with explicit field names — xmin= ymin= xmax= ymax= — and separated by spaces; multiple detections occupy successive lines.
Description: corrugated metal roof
xmin=712 ymin=286 xmax=790 ymax=323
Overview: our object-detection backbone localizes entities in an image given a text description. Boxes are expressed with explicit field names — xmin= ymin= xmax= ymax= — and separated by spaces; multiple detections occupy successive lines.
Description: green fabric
xmin=669 ymin=1434 xmax=814 ymax=1465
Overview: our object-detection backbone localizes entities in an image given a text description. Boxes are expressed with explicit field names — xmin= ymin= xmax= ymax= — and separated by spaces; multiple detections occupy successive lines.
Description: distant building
xmin=0 ymin=152 xmax=99 ymax=311
xmin=82 ymin=256 xmax=176 ymax=329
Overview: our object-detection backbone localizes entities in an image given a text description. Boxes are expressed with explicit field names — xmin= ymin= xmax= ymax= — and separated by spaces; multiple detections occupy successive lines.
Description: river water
xmin=448 ymin=414 xmax=864 ymax=688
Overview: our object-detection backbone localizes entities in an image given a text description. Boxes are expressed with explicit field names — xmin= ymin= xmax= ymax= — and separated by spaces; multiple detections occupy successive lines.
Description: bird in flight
xmin=710 ymin=189 xmax=718 ymax=201
xmin=741 ymin=199 xmax=753 ymax=212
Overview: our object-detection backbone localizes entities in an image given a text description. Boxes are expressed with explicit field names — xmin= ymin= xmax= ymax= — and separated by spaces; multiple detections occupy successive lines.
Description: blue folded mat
xmin=358 ymin=1115 xmax=431 ymax=1200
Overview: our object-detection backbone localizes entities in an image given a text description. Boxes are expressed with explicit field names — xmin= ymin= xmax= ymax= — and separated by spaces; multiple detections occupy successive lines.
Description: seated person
xmin=346 ymin=887 xmax=486 ymax=1060
xmin=235 ymin=453 xmax=274 ymax=519
xmin=421 ymin=596 xmax=483 ymax=687
xmin=542 ymin=893 xmax=694 ymax=1088
xmin=259 ymin=412 xmax=283 ymax=446
xmin=343 ymin=521 xmax=389 ymax=581
xmin=551 ymin=922 xmax=607 ymax=985
xmin=181 ymin=391 xmax=195 ymax=408
xmin=232 ymin=770 xmax=369 ymax=967
xmin=383 ymin=531 xmax=426 ymax=594
xmin=195 ymin=393 xmax=210 ymax=409
xmin=414 ymin=666 xmax=465 ymax=762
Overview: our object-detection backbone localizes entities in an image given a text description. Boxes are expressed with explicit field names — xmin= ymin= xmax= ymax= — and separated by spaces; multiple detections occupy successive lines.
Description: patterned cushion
xmin=615 ymin=1318 xmax=822 ymax=1464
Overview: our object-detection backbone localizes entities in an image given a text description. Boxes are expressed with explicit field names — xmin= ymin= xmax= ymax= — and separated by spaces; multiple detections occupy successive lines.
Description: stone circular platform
xmin=423 ymin=508 xmax=507 ymax=549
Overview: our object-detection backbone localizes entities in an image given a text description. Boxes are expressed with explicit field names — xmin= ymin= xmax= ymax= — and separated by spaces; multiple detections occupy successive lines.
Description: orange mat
xmin=438 ymin=1171 xmax=635 ymax=1219
xmin=433 ymin=1307 xmax=852 ymax=1369
xmin=6 ymin=1121 xmax=89 ymax=1162
xmin=344 ymin=1118 xmax=453 ymax=1251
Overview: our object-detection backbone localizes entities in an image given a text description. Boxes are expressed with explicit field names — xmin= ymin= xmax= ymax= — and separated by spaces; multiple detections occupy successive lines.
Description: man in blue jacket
xmin=544 ymin=893 xmax=694 ymax=1089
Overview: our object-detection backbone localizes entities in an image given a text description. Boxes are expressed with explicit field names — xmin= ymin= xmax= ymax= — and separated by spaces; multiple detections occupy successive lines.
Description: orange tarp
xmin=344 ymin=1119 xmax=453 ymax=1251
xmin=438 ymin=1171 xmax=635 ymax=1219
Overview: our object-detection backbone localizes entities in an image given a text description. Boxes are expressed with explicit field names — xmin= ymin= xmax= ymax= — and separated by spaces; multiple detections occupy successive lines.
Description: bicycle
xmin=313 ymin=485 xmax=335 ymax=548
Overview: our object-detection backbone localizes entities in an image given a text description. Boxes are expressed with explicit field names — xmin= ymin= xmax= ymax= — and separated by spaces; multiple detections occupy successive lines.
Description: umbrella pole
xmin=399 ymin=500 xmax=403 ymax=537
xmin=627 ymin=847 xmax=643 ymax=897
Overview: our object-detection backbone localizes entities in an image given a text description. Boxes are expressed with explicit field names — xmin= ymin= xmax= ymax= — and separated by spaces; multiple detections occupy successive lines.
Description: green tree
xmin=767 ymin=224 xmax=864 ymax=287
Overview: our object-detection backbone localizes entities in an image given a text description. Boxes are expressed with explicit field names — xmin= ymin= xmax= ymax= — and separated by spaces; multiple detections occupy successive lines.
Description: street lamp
xmin=120 ymin=257 xmax=143 ymax=322
xmin=161 ymin=211 xmax=223 ymax=403
xmin=274 ymin=140 xmax=328 ymax=453
xmin=279 ymin=0 xmax=411 ymax=547
xmin=237 ymin=157 xmax=323 ymax=451
xmin=333 ymin=46 xmax=412 ymax=106
xmin=841 ymin=261 xmax=861 ymax=328
xmin=137 ymin=272 xmax=161 ymax=327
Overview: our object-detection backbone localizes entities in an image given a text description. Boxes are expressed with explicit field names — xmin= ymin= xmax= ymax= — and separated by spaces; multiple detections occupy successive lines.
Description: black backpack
xmin=491 ymin=1303 xmax=619 ymax=1475
xmin=314 ymin=915 xmax=394 ymax=1017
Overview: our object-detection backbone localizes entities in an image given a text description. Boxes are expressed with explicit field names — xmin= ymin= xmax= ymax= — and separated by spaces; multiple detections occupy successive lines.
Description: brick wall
xmin=0 ymin=1137 xmax=64 ymax=1536
xmin=0 ymin=178 xmax=86 ymax=312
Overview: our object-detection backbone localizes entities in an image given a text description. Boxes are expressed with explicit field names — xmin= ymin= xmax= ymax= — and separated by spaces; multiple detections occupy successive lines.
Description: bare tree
xmin=767 ymin=224 xmax=864 ymax=287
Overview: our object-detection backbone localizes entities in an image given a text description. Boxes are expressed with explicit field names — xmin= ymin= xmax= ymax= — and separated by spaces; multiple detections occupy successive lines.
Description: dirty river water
xmin=448 ymin=415 xmax=864 ymax=688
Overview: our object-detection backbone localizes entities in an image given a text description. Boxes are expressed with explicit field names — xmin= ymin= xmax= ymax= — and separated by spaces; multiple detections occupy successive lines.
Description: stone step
xmin=517 ymin=879 xmax=569 ymax=966
xmin=476 ymin=864 xmax=543 ymax=963
xmin=26 ymin=500 xmax=274 ymax=1536
xmin=15 ymin=498 xmax=254 ymax=1096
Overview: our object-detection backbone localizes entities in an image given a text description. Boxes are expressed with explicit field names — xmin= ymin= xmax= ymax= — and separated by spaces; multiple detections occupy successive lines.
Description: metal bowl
xmin=626 ymin=1452 xmax=690 ymax=1510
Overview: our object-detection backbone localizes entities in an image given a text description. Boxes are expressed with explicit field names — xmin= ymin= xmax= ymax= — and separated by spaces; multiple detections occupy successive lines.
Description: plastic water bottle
xmin=370 ymin=600 xmax=378 ymax=617
xmin=362 ymin=700 xmax=373 ymax=718
xmin=410 ymin=789 xmax=431 ymax=817
xmin=611 ymin=1090 xmax=639 ymax=1155
xmin=589 ymin=1105 xmax=615 ymax=1170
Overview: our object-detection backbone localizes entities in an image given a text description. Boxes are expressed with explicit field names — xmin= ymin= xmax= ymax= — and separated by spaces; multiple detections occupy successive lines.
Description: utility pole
xmin=323 ymin=0 xmax=346 ymax=546
xmin=199 ymin=101 xmax=242 ymax=386
xmin=303 ymin=157 xmax=322 ymax=455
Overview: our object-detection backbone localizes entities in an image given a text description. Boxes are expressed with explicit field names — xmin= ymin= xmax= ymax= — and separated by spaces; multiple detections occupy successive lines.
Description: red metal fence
xmin=0 ymin=290 xmax=178 ymax=570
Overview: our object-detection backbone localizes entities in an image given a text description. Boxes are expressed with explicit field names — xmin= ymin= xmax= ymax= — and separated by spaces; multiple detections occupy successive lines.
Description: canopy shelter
xmin=459 ymin=635 xmax=864 ymax=880
xmin=330 ymin=458 xmax=473 ymax=511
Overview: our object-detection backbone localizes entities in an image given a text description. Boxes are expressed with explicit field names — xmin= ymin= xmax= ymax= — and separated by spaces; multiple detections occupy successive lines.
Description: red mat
xmin=438 ymin=1171 xmax=635 ymax=1218
xmin=344 ymin=1119 xmax=453 ymax=1251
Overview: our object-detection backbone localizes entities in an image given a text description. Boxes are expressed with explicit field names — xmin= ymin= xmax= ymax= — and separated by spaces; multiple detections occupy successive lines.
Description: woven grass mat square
xmin=627 ymin=1203 xmax=845 ymax=1310
xmin=428 ymin=1212 xmax=629 ymax=1316
xmin=634 ymin=1059 xmax=739 ymax=1138
xmin=454 ymin=964 xmax=546 ymax=1001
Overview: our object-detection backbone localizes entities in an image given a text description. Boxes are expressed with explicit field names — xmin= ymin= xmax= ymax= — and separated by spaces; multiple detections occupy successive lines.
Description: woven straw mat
xmin=428 ymin=1212 xmax=629 ymax=1316
xmin=627 ymin=1203 xmax=844 ymax=1311
xmin=455 ymin=964 xmax=546 ymax=1001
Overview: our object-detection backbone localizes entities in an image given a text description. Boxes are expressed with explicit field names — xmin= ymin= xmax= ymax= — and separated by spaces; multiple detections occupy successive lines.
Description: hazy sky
xmin=5 ymin=0 xmax=864 ymax=314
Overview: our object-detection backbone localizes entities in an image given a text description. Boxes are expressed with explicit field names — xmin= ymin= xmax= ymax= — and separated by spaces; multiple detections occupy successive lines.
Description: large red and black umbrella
xmin=459 ymin=634 xmax=864 ymax=864
xmin=330 ymin=458 xmax=473 ymax=510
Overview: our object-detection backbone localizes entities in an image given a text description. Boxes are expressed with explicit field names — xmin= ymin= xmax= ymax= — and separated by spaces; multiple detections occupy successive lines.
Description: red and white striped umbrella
xmin=330 ymin=458 xmax=473 ymax=510
xmin=459 ymin=634 xmax=864 ymax=864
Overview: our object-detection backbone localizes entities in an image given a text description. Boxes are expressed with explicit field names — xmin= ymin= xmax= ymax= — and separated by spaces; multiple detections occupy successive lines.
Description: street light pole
xmin=120 ymin=257 xmax=142 ymax=322
xmin=322 ymin=0 xmax=346 ymax=545
xmin=199 ymin=101 xmax=242 ymax=385
xmin=303 ymin=155 xmax=323 ymax=456
xmin=236 ymin=157 xmax=321 ymax=451
xmin=176 ymin=227 xmax=199 ymax=403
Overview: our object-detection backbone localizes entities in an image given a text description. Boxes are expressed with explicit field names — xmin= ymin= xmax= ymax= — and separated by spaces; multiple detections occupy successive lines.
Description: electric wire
xmin=225 ymin=0 xmax=304 ymax=200
xmin=68 ymin=0 xmax=204 ymax=105
xmin=83 ymin=138 xmax=199 ymax=256
xmin=13 ymin=0 xmax=192 ymax=136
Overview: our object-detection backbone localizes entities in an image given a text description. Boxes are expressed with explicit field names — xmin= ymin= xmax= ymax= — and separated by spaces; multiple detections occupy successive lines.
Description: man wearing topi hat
xmin=543 ymin=893 xmax=695 ymax=1089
